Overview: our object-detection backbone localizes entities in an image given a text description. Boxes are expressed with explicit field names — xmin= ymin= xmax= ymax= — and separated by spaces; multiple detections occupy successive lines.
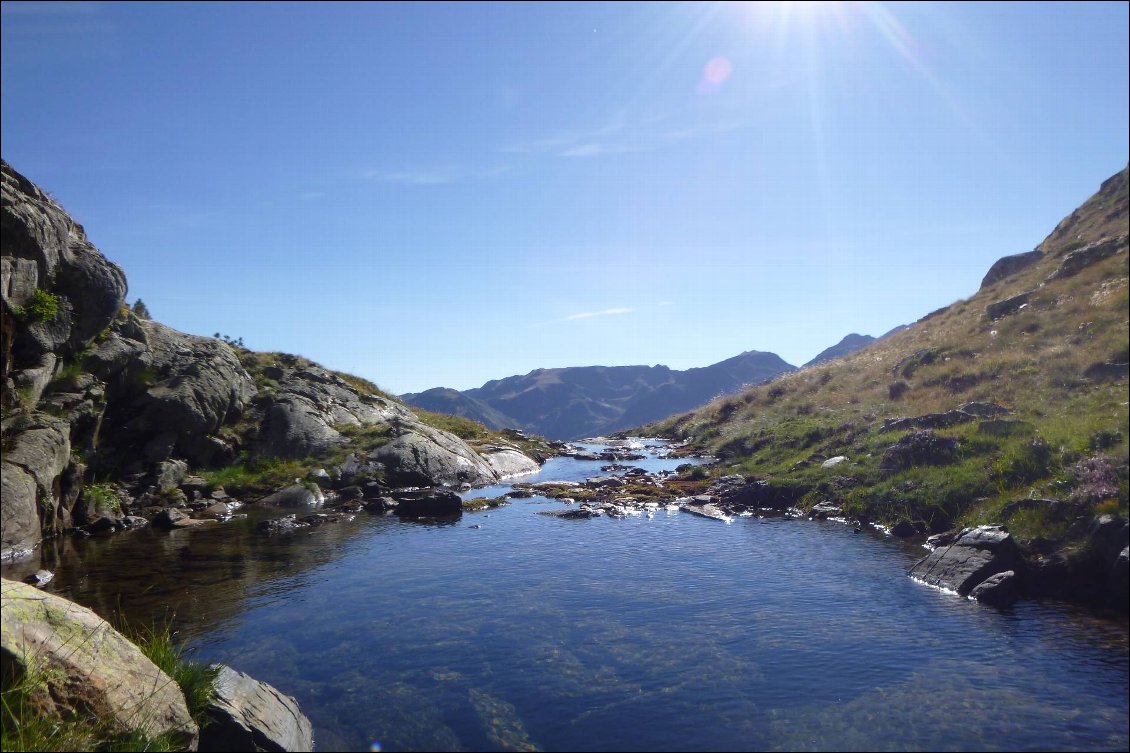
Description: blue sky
xmin=3 ymin=1 xmax=1127 ymax=394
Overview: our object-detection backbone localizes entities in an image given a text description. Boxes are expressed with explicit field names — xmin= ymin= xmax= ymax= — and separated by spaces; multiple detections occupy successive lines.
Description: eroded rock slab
xmin=200 ymin=664 xmax=313 ymax=752
xmin=908 ymin=525 xmax=1021 ymax=597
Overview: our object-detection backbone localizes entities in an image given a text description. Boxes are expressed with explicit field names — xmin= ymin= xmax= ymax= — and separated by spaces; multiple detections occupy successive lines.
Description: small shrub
xmin=83 ymin=482 xmax=121 ymax=513
xmin=1069 ymin=455 xmax=1121 ymax=504
xmin=685 ymin=465 xmax=709 ymax=481
xmin=993 ymin=438 xmax=1053 ymax=492
xmin=13 ymin=289 xmax=59 ymax=323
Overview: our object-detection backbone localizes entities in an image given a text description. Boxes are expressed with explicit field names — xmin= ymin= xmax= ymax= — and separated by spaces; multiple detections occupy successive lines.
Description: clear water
xmin=5 ymin=442 xmax=1127 ymax=752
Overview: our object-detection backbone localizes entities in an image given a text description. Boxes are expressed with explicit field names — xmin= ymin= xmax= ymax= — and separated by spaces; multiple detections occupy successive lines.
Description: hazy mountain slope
xmin=399 ymin=386 xmax=516 ymax=430
xmin=803 ymin=333 xmax=876 ymax=368
xmin=404 ymin=351 xmax=795 ymax=440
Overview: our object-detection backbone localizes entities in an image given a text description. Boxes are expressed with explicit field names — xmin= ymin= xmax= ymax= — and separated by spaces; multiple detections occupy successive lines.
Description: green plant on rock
xmin=13 ymin=289 xmax=60 ymax=324
xmin=83 ymin=483 xmax=121 ymax=513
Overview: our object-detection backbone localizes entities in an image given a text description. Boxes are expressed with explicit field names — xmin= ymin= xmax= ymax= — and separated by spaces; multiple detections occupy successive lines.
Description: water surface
xmin=6 ymin=442 xmax=1127 ymax=751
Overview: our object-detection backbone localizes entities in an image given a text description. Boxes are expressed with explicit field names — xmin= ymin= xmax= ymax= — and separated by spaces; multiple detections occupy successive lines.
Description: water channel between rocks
xmin=5 ymin=440 xmax=1128 ymax=752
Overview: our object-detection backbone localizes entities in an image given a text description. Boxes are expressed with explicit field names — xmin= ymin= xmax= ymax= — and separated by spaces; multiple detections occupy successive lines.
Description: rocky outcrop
xmin=1 ymin=413 xmax=74 ymax=557
xmin=253 ymin=363 xmax=413 ymax=459
xmin=980 ymin=249 xmax=1042 ymax=288
xmin=4 ymin=160 xmax=541 ymax=555
xmin=985 ymin=291 xmax=1031 ymax=320
xmin=200 ymin=665 xmax=313 ymax=752
xmin=1047 ymin=234 xmax=1127 ymax=280
xmin=879 ymin=430 xmax=959 ymax=472
xmin=0 ymin=578 xmax=199 ymax=749
xmin=91 ymin=318 xmax=255 ymax=468
xmin=371 ymin=423 xmax=501 ymax=487
xmin=908 ymin=525 xmax=1022 ymax=599
xmin=2 ymin=160 xmax=127 ymax=398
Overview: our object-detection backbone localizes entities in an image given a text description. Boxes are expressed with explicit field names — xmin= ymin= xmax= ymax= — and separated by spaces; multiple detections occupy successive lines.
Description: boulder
xmin=255 ymin=394 xmax=351 ymax=459
xmin=478 ymin=445 xmax=541 ymax=479
xmin=890 ymin=519 xmax=918 ymax=538
xmin=969 ymin=570 xmax=1019 ymax=606
xmin=371 ymin=426 xmax=498 ymax=487
xmin=879 ymin=430 xmax=959 ymax=472
xmin=1083 ymin=361 xmax=1129 ymax=383
xmin=985 ymin=292 xmax=1032 ymax=320
xmin=22 ymin=569 xmax=54 ymax=588
xmin=260 ymin=484 xmax=324 ymax=507
xmin=958 ymin=402 xmax=1012 ymax=418
xmin=152 ymin=508 xmax=190 ymax=529
xmin=200 ymin=665 xmax=313 ymax=752
xmin=881 ymin=410 xmax=976 ymax=433
xmin=393 ymin=489 xmax=463 ymax=518
xmin=0 ymin=578 xmax=198 ymax=749
xmin=253 ymin=364 xmax=412 ymax=459
xmin=809 ymin=501 xmax=843 ymax=520
xmin=908 ymin=525 xmax=1022 ymax=597
xmin=114 ymin=320 xmax=255 ymax=463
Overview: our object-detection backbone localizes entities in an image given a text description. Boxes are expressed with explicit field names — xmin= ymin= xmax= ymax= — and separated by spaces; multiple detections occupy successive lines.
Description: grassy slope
xmin=646 ymin=167 xmax=1129 ymax=542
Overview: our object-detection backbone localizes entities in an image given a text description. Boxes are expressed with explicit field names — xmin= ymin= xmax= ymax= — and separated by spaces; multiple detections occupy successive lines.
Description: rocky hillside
xmin=645 ymin=166 xmax=1129 ymax=611
xmin=1 ymin=159 xmax=544 ymax=560
xmin=404 ymin=350 xmax=796 ymax=440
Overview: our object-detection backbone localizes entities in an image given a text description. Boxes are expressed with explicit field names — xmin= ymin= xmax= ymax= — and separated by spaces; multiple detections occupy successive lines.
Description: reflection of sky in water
xmin=9 ymin=442 xmax=1127 ymax=752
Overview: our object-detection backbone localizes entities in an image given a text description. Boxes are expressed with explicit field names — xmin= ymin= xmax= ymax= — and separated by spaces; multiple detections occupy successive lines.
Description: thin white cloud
xmin=362 ymin=169 xmax=454 ymax=185
xmin=663 ymin=120 xmax=745 ymax=142
xmin=565 ymin=307 xmax=634 ymax=321
xmin=1 ymin=2 xmax=100 ymax=15
xmin=560 ymin=143 xmax=647 ymax=158
xmin=503 ymin=115 xmax=749 ymax=160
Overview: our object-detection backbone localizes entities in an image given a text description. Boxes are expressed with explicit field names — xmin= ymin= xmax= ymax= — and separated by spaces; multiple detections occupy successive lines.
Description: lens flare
xmin=698 ymin=55 xmax=733 ymax=93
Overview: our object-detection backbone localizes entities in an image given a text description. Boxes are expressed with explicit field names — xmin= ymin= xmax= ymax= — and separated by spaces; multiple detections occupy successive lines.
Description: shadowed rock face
xmin=2 ymin=160 xmax=127 ymax=387
xmin=90 ymin=318 xmax=256 ymax=467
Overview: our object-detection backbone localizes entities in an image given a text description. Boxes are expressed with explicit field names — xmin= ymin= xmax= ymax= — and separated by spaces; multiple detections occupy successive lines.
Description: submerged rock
xmin=393 ymin=488 xmax=463 ymax=518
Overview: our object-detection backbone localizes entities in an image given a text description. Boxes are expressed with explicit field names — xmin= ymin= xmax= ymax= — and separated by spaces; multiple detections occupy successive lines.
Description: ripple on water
xmin=3 ymin=441 xmax=1125 ymax=752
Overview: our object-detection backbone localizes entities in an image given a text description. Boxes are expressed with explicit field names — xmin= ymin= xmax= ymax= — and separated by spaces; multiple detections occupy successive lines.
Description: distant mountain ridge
xmin=802 ymin=333 xmax=876 ymax=368
xmin=403 ymin=350 xmax=796 ymax=440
